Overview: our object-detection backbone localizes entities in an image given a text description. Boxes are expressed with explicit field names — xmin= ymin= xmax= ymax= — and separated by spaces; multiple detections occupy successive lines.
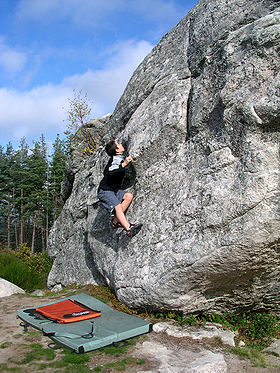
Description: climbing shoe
xmin=111 ymin=221 xmax=122 ymax=229
xmin=125 ymin=223 xmax=143 ymax=237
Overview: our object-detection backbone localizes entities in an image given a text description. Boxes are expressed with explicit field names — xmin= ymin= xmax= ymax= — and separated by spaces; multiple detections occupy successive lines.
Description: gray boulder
xmin=48 ymin=0 xmax=280 ymax=315
xmin=0 ymin=278 xmax=25 ymax=297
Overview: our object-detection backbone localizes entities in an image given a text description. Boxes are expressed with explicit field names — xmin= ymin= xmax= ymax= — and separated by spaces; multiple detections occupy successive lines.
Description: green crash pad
xmin=17 ymin=292 xmax=152 ymax=353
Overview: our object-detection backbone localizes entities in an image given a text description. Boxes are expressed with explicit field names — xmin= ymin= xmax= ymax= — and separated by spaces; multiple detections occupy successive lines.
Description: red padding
xmin=36 ymin=299 xmax=101 ymax=323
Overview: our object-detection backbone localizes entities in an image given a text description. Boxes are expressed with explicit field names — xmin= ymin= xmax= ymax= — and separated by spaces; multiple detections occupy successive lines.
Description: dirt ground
xmin=0 ymin=291 xmax=279 ymax=372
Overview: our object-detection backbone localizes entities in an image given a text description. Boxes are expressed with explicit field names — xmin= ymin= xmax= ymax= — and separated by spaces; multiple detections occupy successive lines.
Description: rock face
xmin=48 ymin=0 xmax=280 ymax=315
xmin=61 ymin=114 xmax=111 ymax=202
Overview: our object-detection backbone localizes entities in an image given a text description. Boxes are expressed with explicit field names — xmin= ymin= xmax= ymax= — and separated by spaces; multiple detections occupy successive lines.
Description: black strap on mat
xmin=43 ymin=321 xmax=95 ymax=340
xmin=19 ymin=321 xmax=29 ymax=332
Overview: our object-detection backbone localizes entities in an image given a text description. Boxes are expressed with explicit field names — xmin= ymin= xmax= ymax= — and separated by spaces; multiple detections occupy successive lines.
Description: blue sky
xmin=0 ymin=0 xmax=198 ymax=150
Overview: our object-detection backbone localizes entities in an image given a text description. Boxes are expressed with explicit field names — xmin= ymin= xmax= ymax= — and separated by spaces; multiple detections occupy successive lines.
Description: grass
xmin=91 ymin=338 xmax=139 ymax=358
xmin=60 ymin=348 xmax=90 ymax=364
xmin=232 ymin=346 xmax=268 ymax=367
xmin=12 ymin=334 xmax=23 ymax=339
xmin=9 ymin=343 xmax=91 ymax=370
xmin=0 ymin=363 xmax=22 ymax=372
xmin=0 ymin=246 xmax=52 ymax=292
xmin=1 ymin=342 xmax=12 ymax=349
xmin=15 ymin=343 xmax=56 ymax=364
xmin=154 ymin=310 xmax=280 ymax=349
xmin=5 ymin=332 xmax=145 ymax=372
xmin=0 ymin=251 xmax=43 ymax=291
xmin=7 ymin=342 xmax=145 ymax=372
xmin=37 ymin=347 xmax=144 ymax=373
xmin=154 ymin=308 xmax=280 ymax=368
xmin=266 ymin=351 xmax=280 ymax=358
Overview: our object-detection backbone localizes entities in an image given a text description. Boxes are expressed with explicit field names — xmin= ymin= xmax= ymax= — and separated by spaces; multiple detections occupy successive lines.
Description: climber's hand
xmin=122 ymin=156 xmax=133 ymax=167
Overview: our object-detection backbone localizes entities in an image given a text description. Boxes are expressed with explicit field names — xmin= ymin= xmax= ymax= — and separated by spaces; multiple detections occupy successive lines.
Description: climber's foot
xmin=111 ymin=220 xmax=122 ymax=229
xmin=125 ymin=223 xmax=143 ymax=237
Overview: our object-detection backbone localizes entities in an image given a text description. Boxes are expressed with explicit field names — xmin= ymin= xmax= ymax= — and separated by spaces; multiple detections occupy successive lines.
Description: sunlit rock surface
xmin=48 ymin=0 xmax=280 ymax=315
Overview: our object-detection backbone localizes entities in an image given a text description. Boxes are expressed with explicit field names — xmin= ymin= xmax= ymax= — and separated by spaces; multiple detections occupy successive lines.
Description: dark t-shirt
xmin=98 ymin=155 xmax=126 ymax=192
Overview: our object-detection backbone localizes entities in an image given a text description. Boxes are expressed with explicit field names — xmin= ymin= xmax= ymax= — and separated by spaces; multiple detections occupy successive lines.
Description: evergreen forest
xmin=0 ymin=134 xmax=67 ymax=253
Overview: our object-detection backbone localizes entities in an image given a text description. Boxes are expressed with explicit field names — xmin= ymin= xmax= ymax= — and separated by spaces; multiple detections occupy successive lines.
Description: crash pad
xmin=17 ymin=292 xmax=152 ymax=353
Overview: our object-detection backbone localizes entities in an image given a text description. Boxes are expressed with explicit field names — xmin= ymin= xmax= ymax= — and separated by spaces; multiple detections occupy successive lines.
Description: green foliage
xmin=61 ymin=348 xmax=90 ymax=364
xmin=19 ymin=343 xmax=55 ymax=364
xmin=154 ymin=310 xmax=280 ymax=349
xmin=0 ymin=251 xmax=42 ymax=291
xmin=227 ymin=312 xmax=280 ymax=348
xmin=49 ymin=134 xmax=67 ymax=219
xmin=1 ymin=342 xmax=12 ymax=349
xmin=64 ymin=89 xmax=97 ymax=156
xmin=0 ymin=248 xmax=52 ymax=291
xmin=232 ymin=346 xmax=267 ymax=367
xmin=154 ymin=311 xmax=198 ymax=326
xmin=34 ymin=348 xmax=91 ymax=372
xmin=177 ymin=313 xmax=198 ymax=327
xmin=92 ymin=339 xmax=138 ymax=358
xmin=0 ymin=134 xmax=67 ymax=251
xmin=14 ymin=244 xmax=52 ymax=274
xmin=0 ymin=363 xmax=22 ymax=372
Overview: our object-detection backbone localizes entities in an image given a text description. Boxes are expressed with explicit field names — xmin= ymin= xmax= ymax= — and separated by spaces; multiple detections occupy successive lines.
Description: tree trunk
xmin=14 ymin=222 xmax=18 ymax=248
xmin=54 ymin=195 xmax=58 ymax=221
xmin=46 ymin=161 xmax=49 ymax=251
xmin=7 ymin=193 xmax=10 ymax=249
xmin=20 ymin=188 xmax=23 ymax=245
xmin=45 ymin=215 xmax=48 ymax=251
xmin=13 ymin=188 xmax=18 ymax=248
xmin=31 ymin=210 xmax=37 ymax=254
xmin=41 ymin=224 xmax=45 ymax=252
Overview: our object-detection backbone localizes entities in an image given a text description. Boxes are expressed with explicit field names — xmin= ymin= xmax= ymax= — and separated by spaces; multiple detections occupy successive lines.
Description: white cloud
xmin=0 ymin=85 xmax=69 ymax=141
xmin=0 ymin=38 xmax=27 ymax=75
xmin=15 ymin=0 xmax=189 ymax=28
xmin=15 ymin=0 xmax=125 ymax=26
xmin=0 ymin=39 xmax=153 ymax=146
xmin=131 ymin=0 xmax=188 ymax=23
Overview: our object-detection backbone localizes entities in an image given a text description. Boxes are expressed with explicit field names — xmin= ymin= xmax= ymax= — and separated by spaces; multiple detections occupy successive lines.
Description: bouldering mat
xmin=17 ymin=292 xmax=152 ymax=353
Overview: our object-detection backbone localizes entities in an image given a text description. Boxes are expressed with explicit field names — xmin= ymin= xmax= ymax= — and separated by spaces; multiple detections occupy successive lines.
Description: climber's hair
xmin=105 ymin=140 xmax=118 ymax=156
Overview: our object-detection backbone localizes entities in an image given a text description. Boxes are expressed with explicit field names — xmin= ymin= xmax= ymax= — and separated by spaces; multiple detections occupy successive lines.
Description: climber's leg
xmin=114 ymin=203 xmax=130 ymax=230
xmin=112 ymin=192 xmax=133 ymax=226
xmin=121 ymin=192 xmax=133 ymax=213
xmin=98 ymin=189 xmax=135 ymax=231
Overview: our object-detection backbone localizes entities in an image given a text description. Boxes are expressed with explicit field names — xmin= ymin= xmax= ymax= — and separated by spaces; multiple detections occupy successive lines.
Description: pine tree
xmin=0 ymin=134 xmax=67 ymax=251
xmin=0 ymin=145 xmax=7 ymax=246
xmin=0 ymin=143 xmax=15 ymax=248
xmin=24 ymin=136 xmax=48 ymax=253
xmin=49 ymin=134 xmax=67 ymax=222
xmin=11 ymin=137 xmax=29 ymax=246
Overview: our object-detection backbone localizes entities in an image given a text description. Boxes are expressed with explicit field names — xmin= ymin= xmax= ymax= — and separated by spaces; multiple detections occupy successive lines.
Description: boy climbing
xmin=97 ymin=140 xmax=142 ymax=237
